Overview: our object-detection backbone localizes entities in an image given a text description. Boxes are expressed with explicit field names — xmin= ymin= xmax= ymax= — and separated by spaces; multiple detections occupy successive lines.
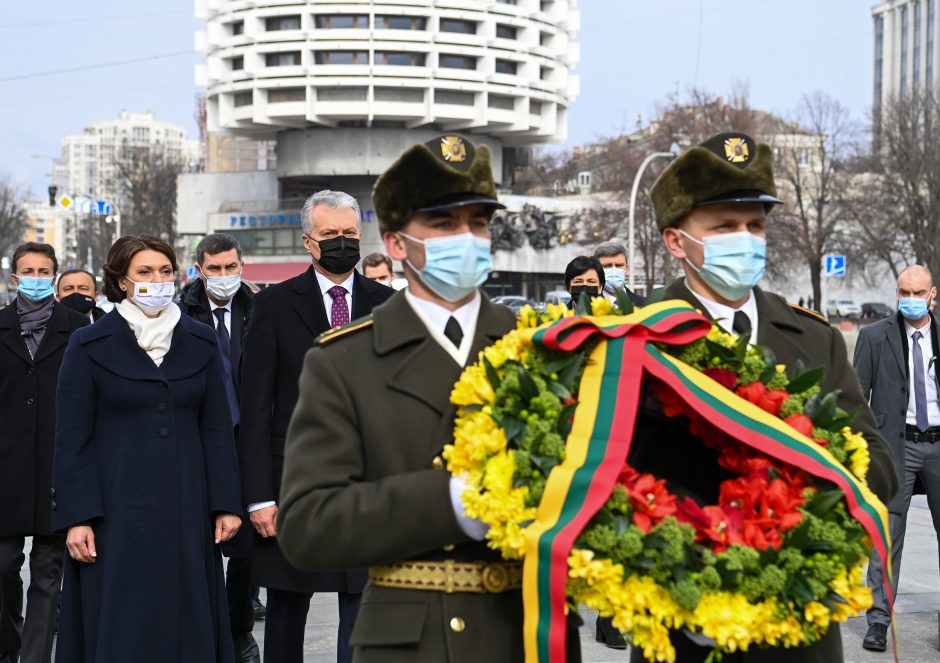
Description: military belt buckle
xmin=481 ymin=562 xmax=510 ymax=593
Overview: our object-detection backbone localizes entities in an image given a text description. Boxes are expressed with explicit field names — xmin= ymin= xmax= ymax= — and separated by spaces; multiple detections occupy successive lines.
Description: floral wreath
xmin=444 ymin=296 xmax=889 ymax=663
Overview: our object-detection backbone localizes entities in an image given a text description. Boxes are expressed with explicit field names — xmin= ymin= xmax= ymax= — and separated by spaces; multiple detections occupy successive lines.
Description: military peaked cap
xmin=373 ymin=134 xmax=505 ymax=233
xmin=650 ymin=132 xmax=783 ymax=230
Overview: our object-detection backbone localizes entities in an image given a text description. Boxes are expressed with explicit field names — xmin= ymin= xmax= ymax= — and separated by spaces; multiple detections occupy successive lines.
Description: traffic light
xmin=47 ymin=185 xmax=57 ymax=207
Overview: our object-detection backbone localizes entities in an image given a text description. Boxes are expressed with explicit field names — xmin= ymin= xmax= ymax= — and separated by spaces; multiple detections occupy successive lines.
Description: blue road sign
xmin=187 ymin=266 xmax=199 ymax=280
xmin=94 ymin=200 xmax=112 ymax=215
xmin=823 ymin=254 xmax=846 ymax=277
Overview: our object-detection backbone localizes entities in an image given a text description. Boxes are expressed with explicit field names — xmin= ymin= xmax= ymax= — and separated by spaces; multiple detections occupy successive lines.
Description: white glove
xmin=449 ymin=474 xmax=490 ymax=541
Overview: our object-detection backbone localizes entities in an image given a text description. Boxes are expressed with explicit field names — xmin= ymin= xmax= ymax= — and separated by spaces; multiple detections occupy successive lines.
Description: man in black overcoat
xmin=238 ymin=190 xmax=393 ymax=663
xmin=180 ymin=232 xmax=260 ymax=663
xmin=0 ymin=243 xmax=87 ymax=663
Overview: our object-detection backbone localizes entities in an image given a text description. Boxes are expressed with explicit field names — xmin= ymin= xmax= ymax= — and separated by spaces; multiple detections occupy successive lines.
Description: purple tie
xmin=328 ymin=285 xmax=349 ymax=328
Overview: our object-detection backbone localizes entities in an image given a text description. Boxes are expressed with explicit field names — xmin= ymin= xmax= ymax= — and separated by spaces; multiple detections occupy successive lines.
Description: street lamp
xmin=627 ymin=143 xmax=681 ymax=291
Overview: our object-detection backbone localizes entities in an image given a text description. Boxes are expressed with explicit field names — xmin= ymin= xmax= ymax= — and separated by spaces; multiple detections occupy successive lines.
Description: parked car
xmin=825 ymin=299 xmax=862 ymax=318
xmin=861 ymin=302 xmax=893 ymax=320
xmin=544 ymin=290 xmax=572 ymax=307
xmin=492 ymin=295 xmax=537 ymax=316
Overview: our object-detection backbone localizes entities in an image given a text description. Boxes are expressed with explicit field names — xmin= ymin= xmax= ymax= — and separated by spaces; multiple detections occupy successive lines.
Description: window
xmin=929 ymin=0 xmax=935 ymax=88
xmin=314 ymin=51 xmax=368 ymax=65
xmin=233 ymin=92 xmax=253 ymax=107
xmin=230 ymin=56 xmax=244 ymax=71
xmin=495 ymin=59 xmax=518 ymax=75
xmin=265 ymin=51 xmax=301 ymax=67
xmin=901 ymin=5 xmax=909 ymax=90
xmin=230 ymin=20 xmax=244 ymax=36
xmin=265 ymin=15 xmax=301 ymax=31
xmin=374 ymin=87 xmax=424 ymax=102
xmin=797 ymin=148 xmax=812 ymax=166
xmin=375 ymin=16 xmax=427 ymax=30
xmin=375 ymin=51 xmax=426 ymax=66
xmin=540 ymin=31 xmax=552 ymax=47
xmin=529 ymin=99 xmax=543 ymax=115
xmin=436 ymin=90 xmax=474 ymax=106
xmin=133 ymin=127 xmax=150 ymax=142
xmin=440 ymin=18 xmax=476 ymax=34
xmin=314 ymin=15 xmax=367 ymax=29
xmin=268 ymin=88 xmax=305 ymax=103
xmin=540 ymin=66 xmax=551 ymax=80
xmin=874 ymin=16 xmax=884 ymax=102
xmin=915 ymin=1 xmax=922 ymax=90
xmin=316 ymin=87 xmax=368 ymax=101
xmin=540 ymin=0 xmax=553 ymax=11
xmin=496 ymin=24 xmax=517 ymax=39
xmin=497 ymin=0 xmax=518 ymax=4
xmin=488 ymin=94 xmax=515 ymax=110
xmin=439 ymin=54 xmax=476 ymax=69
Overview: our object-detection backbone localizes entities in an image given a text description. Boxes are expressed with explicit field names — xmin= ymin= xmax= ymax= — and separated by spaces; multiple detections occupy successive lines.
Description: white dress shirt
xmin=314 ymin=269 xmax=355 ymax=327
xmin=904 ymin=318 xmax=940 ymax=427
xmin=686 ymin=280 xmax=759 ymax=344
xmin=404 ymin=289 xmax=481 ymax=367
xmin=207 ymin=298 xmax=232 ymax=335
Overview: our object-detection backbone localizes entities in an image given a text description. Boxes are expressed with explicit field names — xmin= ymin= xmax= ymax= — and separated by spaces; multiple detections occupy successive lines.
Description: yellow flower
xmin=803 ymin=601 xmax=831 ymax=632
xmin=546 ymin=303 xmax=574 ymax=322
xmin=840 ymin=427 xmax=870 ymax=481
xmin=776 ymin=364 xmax=786 ymax=374
xmin=444 ymin=411 xmax=506 ymax=474
xmin=590 ymin=296 xmax=613 ymax=317
xmin=706 ymin=325 xmax=738 ymax=348
xmin=518 ymin=305 xmax=540 ymax=329
xmin=450 ymin=364 xmax=494 ymax=406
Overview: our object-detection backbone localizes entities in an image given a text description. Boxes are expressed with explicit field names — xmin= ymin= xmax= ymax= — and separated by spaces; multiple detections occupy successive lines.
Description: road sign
xmin=823 ymin=254 xmax=846 ymax=277
xmin=94 ymin=199 xmax=112 ymax=215
xmin=187 ymin=266 xmax=199 ymax=280
xmin=57 ymin=194 xmax=73 ymax=210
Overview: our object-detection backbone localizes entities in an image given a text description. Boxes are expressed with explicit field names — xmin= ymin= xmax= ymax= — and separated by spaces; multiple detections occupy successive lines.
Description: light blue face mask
xmin=898 ymin=297 xmax=929 ymax=321
xmin=400 ymin=232 xmax=493 ymax=302
xmin=16 ymin=276 xmax=55 ymax=302
xmin=603 ymin=267 xmax=625 ymax=291
xmin=681 ymin=230 xmax=766 ymax=301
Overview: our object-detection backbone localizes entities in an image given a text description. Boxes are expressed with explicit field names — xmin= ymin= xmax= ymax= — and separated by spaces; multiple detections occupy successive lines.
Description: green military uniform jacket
xmin=627 ymin=281 xmax=898 ymax=663
xmin=277 ymin=291 xmax=524 ymax=662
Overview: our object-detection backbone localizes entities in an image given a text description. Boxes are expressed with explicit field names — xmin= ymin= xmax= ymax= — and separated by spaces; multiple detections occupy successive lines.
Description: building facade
xmin=872 ymin=0 xmax=939 ymax=108
xmin=182 ymin=0 xmax=581 ymax=288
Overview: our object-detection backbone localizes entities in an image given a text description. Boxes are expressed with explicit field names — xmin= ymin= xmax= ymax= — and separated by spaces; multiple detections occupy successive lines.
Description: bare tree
xmin=114 ymin=143 xmax=184 ymax=243
xmin=0 ymin=173 xmax=28 ymax=261
xmin=767 ymin=92 xmax=856 ymax=311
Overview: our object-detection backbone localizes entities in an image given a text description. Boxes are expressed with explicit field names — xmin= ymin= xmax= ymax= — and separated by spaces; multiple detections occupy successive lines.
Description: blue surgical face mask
xmin=603 ymin=267 xmax=625 ymax=291
xmin=681 ymin=230 xmax=766 ymax=301
xmin=399 ymin=232 xmax=493 ymax=302
xmin=16 ymin=276 xmax=55 ymax=302
xmin=899 ymin=297 xmax=930 ymax=321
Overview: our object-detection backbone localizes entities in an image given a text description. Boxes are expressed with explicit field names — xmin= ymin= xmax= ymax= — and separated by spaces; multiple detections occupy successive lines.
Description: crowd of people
xmin=0 ymin=130 xmax=933 ymax=663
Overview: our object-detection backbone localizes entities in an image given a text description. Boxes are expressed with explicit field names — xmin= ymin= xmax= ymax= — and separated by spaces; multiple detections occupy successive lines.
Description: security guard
xmin=277 ymin=136 xmax=582 ymax=662
xmin=626 ymin=132 xmax=899 ymax=662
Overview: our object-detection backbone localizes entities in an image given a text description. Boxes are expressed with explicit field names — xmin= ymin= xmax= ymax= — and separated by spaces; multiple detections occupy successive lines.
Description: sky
xmin=0 ymin=0 xmax=874 ymax=199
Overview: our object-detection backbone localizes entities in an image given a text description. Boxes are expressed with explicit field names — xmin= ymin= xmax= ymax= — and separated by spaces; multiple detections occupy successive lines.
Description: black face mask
xmin=313 ymin=236 xmax=361 ymax=275
xmin=60 ymin=292 xmax=96 ymax=315
xmin=568 ymin=285 xmax=599 ymax=301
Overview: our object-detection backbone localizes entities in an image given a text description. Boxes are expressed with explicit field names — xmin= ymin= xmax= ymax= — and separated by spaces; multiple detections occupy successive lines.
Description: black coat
xmin=238 ymin=266 xmax=394 ymax=592
xmin=52 ymin=310 xmax=242 ymax=663
xmin=0 ymin=300 xmax=88 ymax=537
xmin=179 ymin=278 xmax=253 ymax=380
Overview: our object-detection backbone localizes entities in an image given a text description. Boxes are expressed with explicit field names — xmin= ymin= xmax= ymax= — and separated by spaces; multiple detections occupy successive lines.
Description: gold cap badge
xmin=440 ymin=135 xmax=467 ymax=163
xmin=723 ymin=137 xmax=750 ymax=163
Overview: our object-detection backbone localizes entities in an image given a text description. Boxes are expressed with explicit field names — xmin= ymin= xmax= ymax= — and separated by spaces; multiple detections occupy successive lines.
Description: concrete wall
xmin=176 ymin=170 xmax=278 ymax=237
xmin=276 ymin=128 xmax=504 ymax=183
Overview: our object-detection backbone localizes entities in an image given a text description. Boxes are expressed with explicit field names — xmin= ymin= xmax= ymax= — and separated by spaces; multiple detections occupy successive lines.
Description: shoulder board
xmin=316 ymin=316 xmax=374 ymax=346
xmin=788 ymin=303 xmax=829 ymax=325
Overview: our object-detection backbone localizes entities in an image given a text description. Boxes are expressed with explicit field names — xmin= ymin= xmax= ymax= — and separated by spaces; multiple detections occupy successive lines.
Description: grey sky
xmin=0 ymin=0 xmax=873 ymax=198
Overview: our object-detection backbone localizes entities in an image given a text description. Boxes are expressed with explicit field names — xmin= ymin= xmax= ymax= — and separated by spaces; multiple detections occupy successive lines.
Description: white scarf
xmin=116 ymin=299 xmax=182 ymax=367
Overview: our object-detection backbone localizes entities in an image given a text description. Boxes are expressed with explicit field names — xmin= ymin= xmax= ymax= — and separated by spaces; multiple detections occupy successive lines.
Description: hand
xmin=66 ymin=525 xmax=97 ymax=563
xmin=249 ymin=504 xmax=278 ymax=538
xmin=214 ymin=513 xmax=242 ymax=543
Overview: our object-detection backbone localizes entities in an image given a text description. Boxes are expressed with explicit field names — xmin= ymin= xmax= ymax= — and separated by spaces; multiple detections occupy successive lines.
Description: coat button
xmin=51 ymin=500 xmax=57 ymax=510
xmin=449 ymin=617 xmax=466 ymax=633
xmin=26 ymin=368 xmax=33 ymax=375
xmin=443 ymin=544 xmax=455 ymax=552
xmin=432 ymin=456 xmax=444 ymax=470
xmin=50 ymin=487 xmax=56 ymax=497
xmin=158 ymin=428 xmax=168 ymax=438
xmin=26 ymin=397 xmax=34 ymax=406
xmin=157 ymin=402 xmax=167 ymax=413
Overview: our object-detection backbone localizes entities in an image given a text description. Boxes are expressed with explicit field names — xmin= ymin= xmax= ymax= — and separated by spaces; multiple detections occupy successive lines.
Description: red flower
xmin=719 ymin=474 xmax=765 ymax=513
xmin=717 ymin=446 xmax=772 ymax=475
xmin=652 ymin=382 xmax=692 ymax=419
xmin=621 ymin=469 xmax=677 ymax=533
xmin=698 ymin=505 xmax=743 ymax=553
xmin=736 ymin=381 xmax=766 ymax=406
xmin=784 ymin=414 xmax=814 ymax=438
xmin=758 ymin=389 xmax=789 ymax=416
xmin=703 ymin=367 xmax=738 ymax=391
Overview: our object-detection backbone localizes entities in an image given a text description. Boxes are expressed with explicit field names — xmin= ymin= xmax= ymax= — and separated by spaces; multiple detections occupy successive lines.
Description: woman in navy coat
xmin=52 ymin=235 xmax=242 ymax=662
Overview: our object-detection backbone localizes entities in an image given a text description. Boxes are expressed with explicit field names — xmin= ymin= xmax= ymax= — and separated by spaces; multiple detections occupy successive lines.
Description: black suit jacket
xmin=238 ymin=266 xmax=393 ymax=591
xmin=0 ymin=300 xmax=89 ymax=536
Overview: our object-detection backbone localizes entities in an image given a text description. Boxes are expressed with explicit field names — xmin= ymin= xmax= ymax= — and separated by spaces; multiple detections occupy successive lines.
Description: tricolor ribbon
xmin=520 ymin=300 xmax=892 ymax=663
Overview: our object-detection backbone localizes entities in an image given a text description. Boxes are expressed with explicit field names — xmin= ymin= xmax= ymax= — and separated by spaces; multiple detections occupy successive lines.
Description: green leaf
xmin=786 ymin=365 xmax=825 ymax=394
xmin=734 ymin=332 xmax=749 ymax=361
xmin=785 ymin=521 xmax=811 ymax=549
xmin=574 ymin=292 xmax=592 ymax=315
xmin=614 ymin=288 xmax=635 ymax=315
xmin=827 ymin=405 xmax=859 ymax=430
xmin=548 ymin=381 xmax=573 ymax=400
xmin=758 ymin=346 xmax=778 ymax=383
xmin=806 ymin=489 xmax=845 ymax=517
xmin=498 ymin=415 xmax=526 ymax=443
xmin=555 ymin=401 xmax=579 ymax=438
xmin=530 ymin=453 xmax=561 ymax=474
xmin=460 ymin=403 xmax=484 ymax=413
xmin=705 ymin=339 xmax=739 ymax=363
xmin=558 ymin=353 xmax=586 ymax=389
xmin=544 ymin=353 xmax=580 ymax=376
xmin=809 ymin=392 xmax=839 ymax=427
xmin=612 ymin=513 xmax=631 ymax=535
xmin=518 ymin=365 xmax=539 ymax=403
xmin=483 ymin=355 xmax=501 ymax=389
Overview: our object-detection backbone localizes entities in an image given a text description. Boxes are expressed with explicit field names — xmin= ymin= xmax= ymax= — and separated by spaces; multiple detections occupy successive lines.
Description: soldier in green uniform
xmin=626 ymin=132 xmax=899 ymax=662
xmin=277 ymin=135 xmax=583 ymax=662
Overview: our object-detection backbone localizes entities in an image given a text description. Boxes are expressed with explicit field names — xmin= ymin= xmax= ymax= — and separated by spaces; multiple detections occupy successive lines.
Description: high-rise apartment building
xmin=872 ymin=0 xmax=938 ymax=107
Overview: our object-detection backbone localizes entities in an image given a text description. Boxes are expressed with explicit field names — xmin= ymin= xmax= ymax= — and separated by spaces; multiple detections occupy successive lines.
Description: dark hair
xmin=102 ymin=235 xmax=178 ymax=303
xmin=57 ymin=268 xmax=98 ymax=294
xmin=593 ymin=242 xmax=627 ymax=260
xmin=12 ymin=242 xmax=58 ymax=275
xmin=362 ymin=252 xmax=393 ymax=274
xmin=195 ymin=233 xmax=243 ymax=266
xmin=564 ymin=255 xmax=605 ymax=290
